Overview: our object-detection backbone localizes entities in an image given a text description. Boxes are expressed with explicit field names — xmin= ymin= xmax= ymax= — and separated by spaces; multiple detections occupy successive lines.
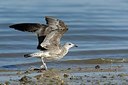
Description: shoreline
xmin=0 ymin=63 xmax=128 ymax=85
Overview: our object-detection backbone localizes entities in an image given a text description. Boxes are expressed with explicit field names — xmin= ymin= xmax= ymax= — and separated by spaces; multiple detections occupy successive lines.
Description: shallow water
xmin=0 ymin=0 xmax=128 ymax=70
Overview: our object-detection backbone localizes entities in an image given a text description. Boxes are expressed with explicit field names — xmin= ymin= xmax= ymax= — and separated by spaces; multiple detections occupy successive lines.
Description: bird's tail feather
xmin=24 ymin=54 xmax=32 ymax=58
xmin=24 ymin=52 xmax=41 ymax=58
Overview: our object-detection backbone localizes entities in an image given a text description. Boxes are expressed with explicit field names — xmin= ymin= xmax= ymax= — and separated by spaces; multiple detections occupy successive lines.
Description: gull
xmin=9 ymin=16 xmax=77 ymax=70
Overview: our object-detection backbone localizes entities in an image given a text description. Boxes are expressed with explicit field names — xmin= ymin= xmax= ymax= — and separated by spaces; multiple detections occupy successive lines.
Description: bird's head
xmin=64 ymin=42 xmax=78 ymax=49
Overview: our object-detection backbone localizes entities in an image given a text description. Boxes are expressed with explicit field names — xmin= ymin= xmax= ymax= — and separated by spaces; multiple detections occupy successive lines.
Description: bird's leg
xmin=40 ymin=57 xmax=47 ymax=70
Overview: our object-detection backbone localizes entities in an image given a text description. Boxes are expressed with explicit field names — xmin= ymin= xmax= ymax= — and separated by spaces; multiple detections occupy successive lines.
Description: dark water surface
xmin=0 ymin=0 xmax=128 ymax=69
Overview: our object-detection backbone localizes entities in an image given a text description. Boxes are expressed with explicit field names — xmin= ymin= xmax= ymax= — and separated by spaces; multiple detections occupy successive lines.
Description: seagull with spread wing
xmin=9 ymin=16 xmax=77 ymax=70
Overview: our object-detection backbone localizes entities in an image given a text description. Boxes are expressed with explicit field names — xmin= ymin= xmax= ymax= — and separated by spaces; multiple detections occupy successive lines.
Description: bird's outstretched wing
xmin=9 ymin=16 xmax=68 ymax=50
xmin=9 ymin=23 xmax=47 ymax=32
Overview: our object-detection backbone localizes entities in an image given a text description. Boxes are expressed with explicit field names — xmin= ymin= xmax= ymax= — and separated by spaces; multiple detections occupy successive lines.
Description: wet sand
xmin=0 ymin=63 xmax=128 ymax=85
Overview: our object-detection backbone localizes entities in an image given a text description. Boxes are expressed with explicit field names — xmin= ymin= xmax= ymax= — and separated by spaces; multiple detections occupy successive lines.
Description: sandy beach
xmin=0 ymin=62 xmax=128 ymax=85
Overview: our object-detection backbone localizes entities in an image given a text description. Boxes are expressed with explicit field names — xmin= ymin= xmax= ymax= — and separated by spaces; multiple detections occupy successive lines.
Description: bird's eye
xmin=69 ymin=44 xmax=71 ymax=45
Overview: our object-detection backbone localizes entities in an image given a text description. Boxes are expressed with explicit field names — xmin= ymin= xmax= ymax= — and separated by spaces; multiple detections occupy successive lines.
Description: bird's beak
xmin=74 ymin=45 xmax=78 ymax=47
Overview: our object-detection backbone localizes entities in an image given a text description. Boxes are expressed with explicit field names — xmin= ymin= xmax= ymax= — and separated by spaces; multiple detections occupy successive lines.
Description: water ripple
xmin=0 ymin=0 xmax=128 ymax=68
